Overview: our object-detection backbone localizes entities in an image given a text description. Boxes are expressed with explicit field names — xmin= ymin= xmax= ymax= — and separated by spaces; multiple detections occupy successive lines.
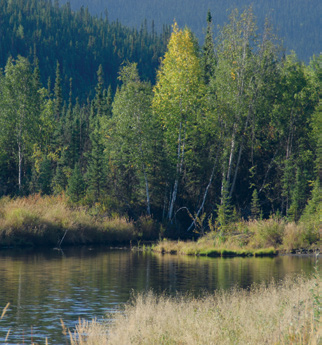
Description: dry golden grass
xmin=0 ymin=194 xmax=136 ymax=246
xmin=70 ymin=275 xmax=321 ymax=345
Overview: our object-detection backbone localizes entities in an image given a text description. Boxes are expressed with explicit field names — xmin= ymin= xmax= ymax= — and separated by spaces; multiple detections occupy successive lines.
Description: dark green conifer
xmin=38 ymin=158 xmax=52 ymax=195
xmin=67 ymin=163 xmax=85 ymax=203
xmin=86 ymin=115 xmax=106 ymax=202
xmin=54 ymin=61 xmax=63 ymax=119
xmin=217 ymin=180 xmax=232 ymax=231
xmin=300 ymin=178 xmax=321 ymax=222
xmin=251 ymin=189 xmax=261 ymax=220
xmin=52 ymin=164 xmax=67 ymax=194
xmin=202 ymin=10 xmax=217 ymax=85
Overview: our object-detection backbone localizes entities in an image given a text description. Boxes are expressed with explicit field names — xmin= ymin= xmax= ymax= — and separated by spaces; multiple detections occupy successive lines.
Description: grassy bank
xmin=70 ymin=274 xmax=321 ymax=345
xmin=0 ymin=194 xmax=138 ymax=247
xmin=0 ymin=195 xmax=320 ymax=252
xmin=152 ymin=217 xmax=321 ymax=257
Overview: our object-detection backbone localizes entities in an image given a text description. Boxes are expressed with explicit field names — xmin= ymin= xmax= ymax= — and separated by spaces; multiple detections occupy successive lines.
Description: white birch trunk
xmin=187 ymin=154 xmax=219 ymax=231
xmin=168 ymin=120 xmax=186 ymax=222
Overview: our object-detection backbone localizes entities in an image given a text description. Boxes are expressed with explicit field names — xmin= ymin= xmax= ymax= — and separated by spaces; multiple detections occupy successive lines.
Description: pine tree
xmin=216 ymin=180 xmax=232 ymax=232
xmin=54 ymin=61 xmax=63 ymax=119
xmin=202 ymin=10 xmax=216 ymax=85
xmin=251 ymin=189 xmax=261 ymax=220
xmin=67 ymin=163 xmax=85 ymax=203
xmin=94 ymin=64 xmax=104 ymax=118
xmin=52 ymin=162 xmax=68 ymax=194
xmin=38 ymin=158 xmax=52 ymax=195
xmin=86 ymin=115 xmax=106 ymax=202
xmin=300 ymin=178 xmax=321 ymax=222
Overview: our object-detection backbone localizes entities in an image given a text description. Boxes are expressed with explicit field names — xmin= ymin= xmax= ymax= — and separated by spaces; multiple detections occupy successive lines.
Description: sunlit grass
xmin=0 ymin=194 xmax=136 ymax=246
xmin=70 ymin=275 xmax=321 ymax=345
xmin=153 ymin=217 xmax=320 ymax=257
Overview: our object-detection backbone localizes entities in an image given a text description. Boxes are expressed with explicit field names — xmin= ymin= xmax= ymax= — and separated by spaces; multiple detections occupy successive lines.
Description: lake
xmin=0 ymin=247 xmax=319 ymax=344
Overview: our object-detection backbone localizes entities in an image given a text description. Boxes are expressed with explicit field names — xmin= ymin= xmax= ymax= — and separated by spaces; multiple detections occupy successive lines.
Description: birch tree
xmin=152 ymin=23 xmax=205 ymax=222
xmin=0 ymin=56 xmax=40 ymax=194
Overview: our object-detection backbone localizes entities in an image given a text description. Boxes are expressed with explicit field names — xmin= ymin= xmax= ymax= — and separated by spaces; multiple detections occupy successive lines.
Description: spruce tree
xmin=217 ymin=180 xmax=232 ymax=232
xmin=86 ymin=115 xmax=106 ymax=202
xmin=52 ymin=162 xmax=68 ymax=194
xmin=54 ymin=61 xmax=63 ymax=119
xmin=300 ymin=178 xmax=321 ymax=222
xmin=94 ymin=64 xmax=104 ymax=118
xmin=251 ymin=189 xmax=261 ymax=220
xmin=67 ymin=163 xmax=85 ymax=203
xmin=38 ymin=158 xmax=52 ymax=195
xmin=202 ymin=10 xmax=216 ymax=85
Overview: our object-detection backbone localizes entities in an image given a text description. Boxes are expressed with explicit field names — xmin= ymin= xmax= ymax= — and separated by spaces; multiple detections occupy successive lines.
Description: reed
xmin=70 ymin=275 xmax=321 ymax=345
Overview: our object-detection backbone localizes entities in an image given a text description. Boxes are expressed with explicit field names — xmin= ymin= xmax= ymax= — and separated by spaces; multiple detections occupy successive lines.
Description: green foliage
xmin=254 ymin=218 xmax=285 ymax=248
xmin=135 ymin=215 xmax=158 ymax=240
xmin=61 ymin=0 xmax=320 ymax=63
xmin=202 ymin=10 xmax=216 ymax=85
xmin=251 ymin=189 xmax=261 ymax=220
xmin=152 ymin=23 xmax=206 ymax=221
xmin=216 ymin=181 xmax=233 ymax=232
xmin=107 ymin=62 xmax=156 ymax=213
xmin=0 ymin=4 xmax=320 ymax=238
xmin=300 ymin=178 xmax=321 ymax=222
xmin=86 ymin=116 xmax=106 ymax=202
xmin=0 ymin=0 xmax=168 ymax=102
xmin=0 ymin=55 xmax=42 ymax=194
xmin=67 ymin=163 xmax=85 ymax=203
xmin=38 ymin=158 xmax=53 ymax=195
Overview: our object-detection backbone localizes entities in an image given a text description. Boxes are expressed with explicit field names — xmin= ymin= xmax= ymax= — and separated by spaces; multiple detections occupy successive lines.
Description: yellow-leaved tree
xmin=152 ymin=23 xmax=205 ymax=222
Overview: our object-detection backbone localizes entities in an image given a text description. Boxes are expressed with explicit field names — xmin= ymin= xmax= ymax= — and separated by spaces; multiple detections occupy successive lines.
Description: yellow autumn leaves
xmin=152 ymin=22 xmax=205 ymax=128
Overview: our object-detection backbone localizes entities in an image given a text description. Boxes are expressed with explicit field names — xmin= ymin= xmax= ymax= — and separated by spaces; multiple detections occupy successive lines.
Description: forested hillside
xmin=0 ymin=2 xmax=320 ymax=236
xmin=0 ymin=0 xmax=170 ymax=101
xmin=60 ymin=0 xmax=321 ymax=63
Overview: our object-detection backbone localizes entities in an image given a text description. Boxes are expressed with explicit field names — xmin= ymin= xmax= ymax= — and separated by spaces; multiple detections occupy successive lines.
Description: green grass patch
xmin=199 ymin=248 xmax=221 ymax=257
xmin=253 ymin=247 xmax=277 ymax=257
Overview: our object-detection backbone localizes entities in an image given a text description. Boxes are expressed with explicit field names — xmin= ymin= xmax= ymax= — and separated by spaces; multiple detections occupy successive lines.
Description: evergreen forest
xmin=60 ymin=0 xmax=321 ymax=63
xmin=0 ymin=0 xmax=320 ymax=238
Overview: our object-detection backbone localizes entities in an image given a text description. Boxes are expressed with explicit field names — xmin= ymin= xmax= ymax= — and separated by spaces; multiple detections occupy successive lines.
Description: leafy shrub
xmin=253 ymin=218 xmax=285 ymax=248
xmin=136 ymin=215 xmax=158 ymax=240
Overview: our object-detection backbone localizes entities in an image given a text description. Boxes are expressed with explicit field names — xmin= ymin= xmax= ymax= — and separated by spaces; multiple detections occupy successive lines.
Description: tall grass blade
xmin=1 ymin=302 xmax=10 ymax=319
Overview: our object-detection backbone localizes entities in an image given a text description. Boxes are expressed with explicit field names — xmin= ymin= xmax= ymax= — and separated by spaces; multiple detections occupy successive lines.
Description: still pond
xmin=0 ymin=247 xmax=319 ymax=344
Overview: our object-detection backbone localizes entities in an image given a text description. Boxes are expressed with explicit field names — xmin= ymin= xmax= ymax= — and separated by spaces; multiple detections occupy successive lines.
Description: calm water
xmin=0 ymin=247 xmax=319 ymax=344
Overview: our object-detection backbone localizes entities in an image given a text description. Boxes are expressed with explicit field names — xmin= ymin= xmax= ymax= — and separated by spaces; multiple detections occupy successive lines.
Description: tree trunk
xmin=187 ymin=154 xmax=219 ymax=231
xmin=18 ymin=140 xmax=22 ymax=193
xmin=168 ymin=120 xmax=186 ymax=222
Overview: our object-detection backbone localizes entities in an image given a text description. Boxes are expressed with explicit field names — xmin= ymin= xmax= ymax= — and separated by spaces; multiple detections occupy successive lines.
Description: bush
xmin=253 ymin=218 xmax=285 ymax=248
xmin=135 ymin=215 xmax=158 ymax=240
xmin=283 ymin=221 xmax=320 ymax=252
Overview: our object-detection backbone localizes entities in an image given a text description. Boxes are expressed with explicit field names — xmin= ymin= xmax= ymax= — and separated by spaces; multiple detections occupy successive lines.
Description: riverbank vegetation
xmin=152 ymin=213 xmax=320 ymax=257
xmin=0 ymin=1 xmax=321 ymax=248
xmin=70 ymin=274 xmax=321 ymax=345
xmin=0 ymin=194 xmax=138 ymax=247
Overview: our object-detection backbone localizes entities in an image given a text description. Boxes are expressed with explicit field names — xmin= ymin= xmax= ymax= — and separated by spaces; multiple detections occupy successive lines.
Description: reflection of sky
xmin=0 ymin=248 xmax=319 ymax=344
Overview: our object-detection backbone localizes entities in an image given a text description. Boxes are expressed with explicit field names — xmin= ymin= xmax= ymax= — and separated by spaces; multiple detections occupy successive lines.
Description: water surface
xmin=0 ymin=247 xmax=319 ymax=344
